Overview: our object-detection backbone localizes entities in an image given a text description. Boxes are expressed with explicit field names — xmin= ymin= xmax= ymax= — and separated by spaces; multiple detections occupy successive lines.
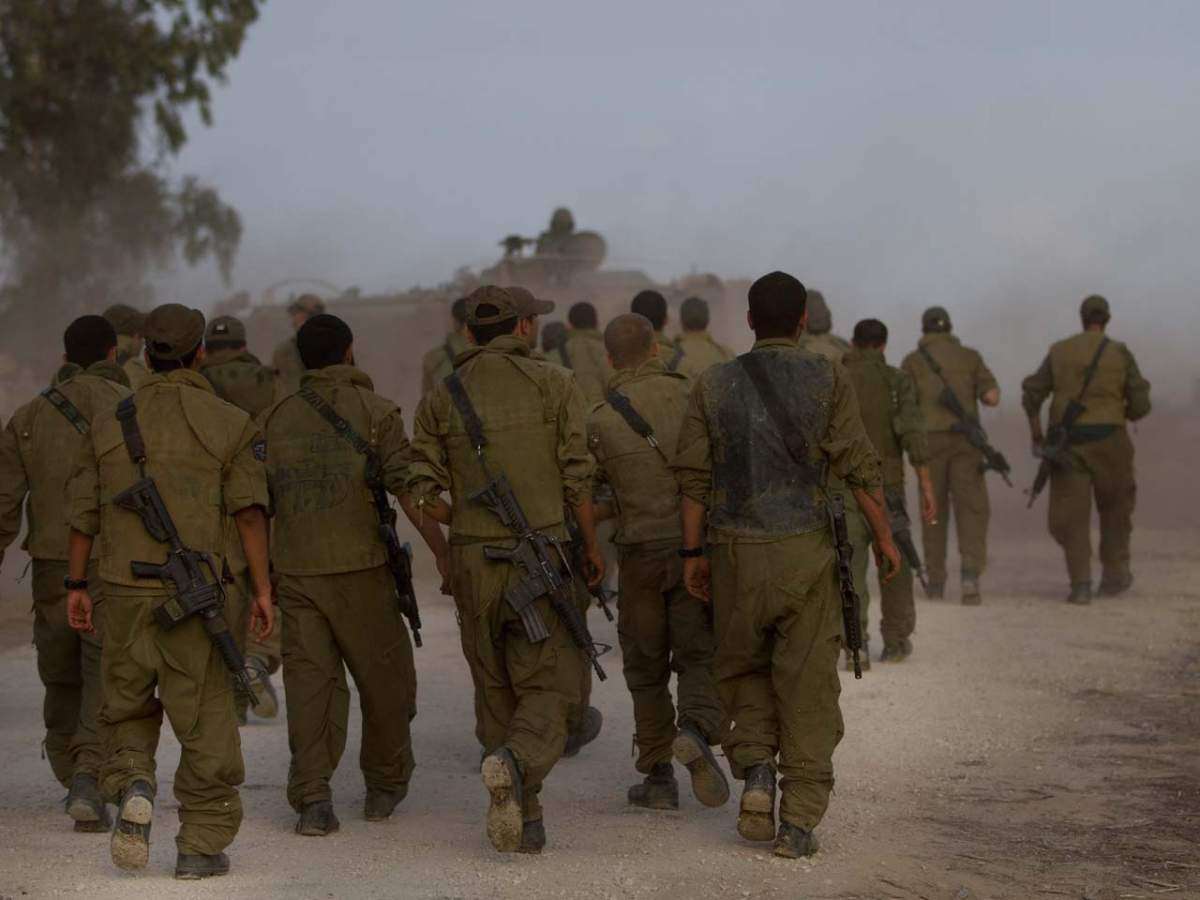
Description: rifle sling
xmin=667 ymin=345 xmax=684 ymax=372
xmin=41 ymin=386 xmax=90 ymax=435
xmin=737 ymin=353 xmax=821 ymax=485
xmin=116 ymin=397 xmax=148 ymax=470
xmin=444 ymin=372 xmax=489 ymax=451
xmin=1073 ymin=337 xmax=1111 ymax=407
xmin=605 ymin=390 xmax=669 ymax=463
xmin=298 ymin=385 xmax=372 ymax=457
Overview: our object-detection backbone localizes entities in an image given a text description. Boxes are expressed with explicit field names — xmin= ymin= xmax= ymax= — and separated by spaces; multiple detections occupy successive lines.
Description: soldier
xmin=588 ymin=313 xmax=729 ymax=812
xmin=64 ymin=303 xmax=274 ymax=879
xmin=199 ymin=315 xmax=282 ymax=720
xmin=674 ymin=271 xmax=897 ymax=859
xmin=0 ymin=315 xmax=130 ymax=832
xmin=1021 ymin=295 xmax=1151 ymax=604
xmin=261 ymin=313 xmax=448 ymax=836
xmin=674 ymin=296 xmax=735 ymax=379
xmin=272 ymin=294 xmax=326 ymax=395
xmin=901 ymin=306 xmax=1000 ymax=604
xmin=408 ymin=285 xmax=604 ymax=854
xmin=541 ymin=321 xmax=568 ymax=361
xmin=103 ymin=303 xmax=152 ymax=390
xmin=631 ymin=290 xmax=677 ymax=361
xmin=842 ymin=319 xmax=937 ymax=663
xmin=420 ymin=297 xmax=470 ymax=396
xmin=796 ymin=290 xmax=851 ymax=364
xmin=557 ymin=301 xmax=612 ymax=403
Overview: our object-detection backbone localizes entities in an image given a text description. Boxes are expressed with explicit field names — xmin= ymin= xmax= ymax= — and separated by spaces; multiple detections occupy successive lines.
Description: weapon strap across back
xmin=298 ymin=385 xmax=374 ymax=457
xmin=737 ymin=352 xmax=821 ymax=483
xmin=116 ymin=397 xmax=148 ymax=475
xmin=917 ymin=344 xmax=951 ymax=387
xmin=606 ymin=390 xmax=670 ymax=464
xmin=1072 ymin=337 xmax=1111 ymax=406
xmin=666 ymin=344 xmax=685 ymax=372
xmin=41 ymin=386 xmax=90 ymax=435
xmin=444 ymin=372 xmax=489 ymax=452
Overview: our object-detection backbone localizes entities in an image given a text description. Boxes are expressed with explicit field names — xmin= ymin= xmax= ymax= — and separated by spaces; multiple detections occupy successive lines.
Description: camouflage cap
xmin=205 ymin=315 xmax=246 ymax=344
xmin=102 ymin=303 xmax=145 ymax=336
xmin=922 ymin=306 xmax=952 ymax=332
xmin=467 ymin=285 xmax=555 ymax=325
xmin=288 ymin=293 xmax=326 ymax=315
xmin=805 ymin=290 xmax=832 ymax=334
xmin=144 ymin=303 xmax=205 ymax=360
xmin=1080 ymin=294 xmax=1110 ymax=320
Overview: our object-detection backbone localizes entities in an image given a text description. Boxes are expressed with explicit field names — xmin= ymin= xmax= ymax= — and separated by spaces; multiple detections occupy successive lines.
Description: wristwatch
xmin=63 ymin=576 xmax=88 ymax=591
xmin=677 ymin=547 xmax=705 ymax=559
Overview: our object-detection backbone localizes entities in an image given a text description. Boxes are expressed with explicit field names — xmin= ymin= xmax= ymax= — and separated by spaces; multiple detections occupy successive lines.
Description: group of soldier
xmin=0 ymin=272 xmax=1150 ymax=879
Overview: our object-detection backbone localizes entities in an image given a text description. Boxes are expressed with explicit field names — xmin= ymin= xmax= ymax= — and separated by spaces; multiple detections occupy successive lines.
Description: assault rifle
xmin=885 ymin=495 xmax=928 ymax=592
xmin=366 ymin=456 xmax=423 ymax=646
xmin=567 ymin=516 xmax=615 ymax=622
xmin=830 ymin=494 xmax=864 ymax=679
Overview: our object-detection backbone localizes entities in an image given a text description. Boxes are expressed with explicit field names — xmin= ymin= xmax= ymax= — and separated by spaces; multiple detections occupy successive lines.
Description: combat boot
xmin=961 ymin=573 xmax=982 ymax=606
xmin=110 ymin=780 xmax=154 ymax=870
xmin=65 ymin=773 xmax=110 ymax=833
xmin=773 ymin=822 xmax=819 ymax=859
xmin=562 ymin=706 xmax=603 ymax=758
xmin=627 ymin=763 xmax=679 ymax=810
xmin=295 ymin=799 xmax=339 ymax=836
xmin=175 ymin=852 xmax=230 ymax=880
xmin=481 ymin=748 xmax=524 ymax=853
xmin=246 ymin=657 xmax=279 ymax=719
xmin=672 ymin=721 xmax=730 ymax=807
xmin=880 ymin=638 xmax=913 ymax=663
xmin=364 ymin=785 xmax=408 ymax=821
xmin=1097 ymin=572 xmax=1133 ymax=597
xmin=518 ymin=819 xmax=546 ymax=854
xmin=736 ymin=764 xmax=776 ymax=842
xmin=1067 ymin=582 xmax=1093 ymax=605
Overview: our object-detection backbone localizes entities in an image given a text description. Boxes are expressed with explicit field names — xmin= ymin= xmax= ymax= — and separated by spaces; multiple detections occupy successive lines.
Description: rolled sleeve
xmin=1122 ymin=346 xmax=1152 ymax=422
xmin=222 ymin=420 xmax=270 ymax=515
xmin=671 ymin=380 xmax=714 ymax=506
xmin=821 ymin=366 xmax=882 ymax=491
xmin=557 ymin=378 xmax=594 ymax=508
xmin=406 ymin=391 xmax=452 ymax=506
xmin=1021 ymin=354 xmax=1054 ymax=418
xmin=66 ymin=435 xmax=101 ymax=537
xmin=378 ymin=407 xmax=416 ymax=498
xmin=893 ymin=372 xmax=930 ymax=467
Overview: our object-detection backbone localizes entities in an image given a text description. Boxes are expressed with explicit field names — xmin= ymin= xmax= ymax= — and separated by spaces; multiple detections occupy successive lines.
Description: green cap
xmin=467 ymin=285 xmax=555 ymax=326
xmin=205 ymin=315 xmax=246 ymax=344
xmin=922 ymin=306 xmax=952 ymax=333
xmin=144 ymin=303 xmax=205 ymax=360
xmin=1080 ymin=294 xmax=1110 ymax=320
xmin=103 ymin=303 xmax=145 ymax=337
xmin=288 ymin=293 xmax=326 ymax=315
xmin=806 ymin=290 xmax=832 ymax=335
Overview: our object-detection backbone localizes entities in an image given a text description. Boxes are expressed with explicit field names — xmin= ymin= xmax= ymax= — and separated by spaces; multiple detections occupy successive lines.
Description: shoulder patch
xmin=253 ymin=438 xmax=267 ymax=461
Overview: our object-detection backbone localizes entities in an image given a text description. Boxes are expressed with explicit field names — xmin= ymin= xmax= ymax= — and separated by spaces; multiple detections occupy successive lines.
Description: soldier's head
xmin=852 ymin=318 xmax=889 ymax=350
xmin=568 ymin=301 xmax=598 ymax=331
xmin=1080 ymin=294 xmax=1110 ymax=330
xmin=679 ymin=296 xmax=710 ymax=333
xmin=297 ymin=314 xmax=354 ymax=369
xmin=450 ymin=296 xmax=469 ymax=334
xmin=805 ymin=290 xmax=832 ymax=335
xmin=63 ymin=315 xmax=118 ymax=368
xmin=205 ymin=316 xmax=247 ymax=353
xmin=747 ymin=271 xmax=807 ymax=340
xmin=604 ymin=314 xmax=657 ymax=371
xmin=921 ymin=306 xmax=952 ymax=334
xmin=542 ymin=321 xmax=568 ymax=353
xmin=103 ymin=303 xmax=144 ymax=338
xmin=143 ymin=304 xmax=207 ymax=372
xmin=466 ymin=285 xmax=554 ymax=347
xmin=288 ymin=294 xmax=326 ymax=332
xmin=631 ymin=290 xmax=668 ymax=332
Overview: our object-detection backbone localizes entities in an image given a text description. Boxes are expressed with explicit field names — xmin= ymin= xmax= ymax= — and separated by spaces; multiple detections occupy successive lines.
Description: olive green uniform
xmin=674 ymin=339 xmax=881 ymax=830
xmin=841 ymin=349 xmax=929 ymax=649
xmin=409 ymin=335 xmax=591 ymax=822
xmin=272 ymin=336 xmax=306 ymax=396
xmin=556 ymin=328 xmax=612 ymax=404
xmin=1021 ymin=332 xmax=1151 ymax=588
xmin=796 ymin=332 xmax=850 ymax=364
xmin=588 ymin=358 xmax=725 ymax=773
xmin=901 ymin=334 xmax=998 ymax=587
xmin=67 ymin=369 xmax=268 ymax=856
xmin=116 ymin=339 xmax=152 ymax=392
xmin=420 ymin=333 xmax=470 ymax=397
xmin=673 ymin=332 xmax=735 ymax=380
xmin=0 ymin=362 xmax=130 ymax=786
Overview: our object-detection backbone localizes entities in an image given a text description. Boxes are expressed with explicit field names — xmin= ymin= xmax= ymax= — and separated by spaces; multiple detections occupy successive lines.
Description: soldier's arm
xmin=1021 ymin=353 xmax=1054 ymax=442
xmin=407 ymin=390 xmax=454 ymax=524
xmin=975 ymin=352 xmax=1000 ymax=407
xmin=0 ymin=418 xmax=29 ymax=564
xmin=671 ymin=376 xmax=714 ymax=508
xmin=378 ymin=405 xmax=450 ymax=568
xmin=557 ymin=377 xmax=603 ymax=587
xmin=586 ymin=416 xmax=617 ymax=523
xmin=224 ymin=419 xmax=275 ymax=636
xmin=65 ymin=436 xmax=100 ymax=633
xmin=893 ymin=374 xmax=937 ymax=525
xmin=1122 ymin=345 xmax=1152 ymax=421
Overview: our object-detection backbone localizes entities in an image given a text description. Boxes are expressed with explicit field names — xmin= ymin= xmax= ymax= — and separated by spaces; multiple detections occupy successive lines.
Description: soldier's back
xmin=562 ymin=329 xmax=611 ymax=404
xmin=902 ymin=333 xmax=992 ymax=431
xmin=201 ymin=349 xmax=278 ymax=417
xmin=1045 ymin=331 xmax=1144 ymax=426
xmin=674 ymin=332 xmax=734 ymax=379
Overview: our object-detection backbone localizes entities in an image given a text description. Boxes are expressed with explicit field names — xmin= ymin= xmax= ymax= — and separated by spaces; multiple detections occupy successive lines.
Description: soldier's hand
xmin=435 ymin=553 xmax=452 ymax=596
xmin=67 ymin=590 xmax=94 ymax=633
xmin=920 ymin=482 xmax=938 ymax=526
xmin=684 ymin=557 xmax=712 ymax=602
xmin=251 ymin=592 xmax=274 ymax=641
xmin=875 ymin=538 xmax=902 ymax=585
xmin=582 ymin=544 xmax=606 ymax=590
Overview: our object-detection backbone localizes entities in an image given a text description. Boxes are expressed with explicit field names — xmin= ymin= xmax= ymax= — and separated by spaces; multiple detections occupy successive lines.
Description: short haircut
xmin=63 ymin=315 xmax=118 ymax=369
xmin=630 ymin=290 xmax=667 ymax=330
xmin=147 ymin=346 xmax=200 ymax=373
xmin=467 ymin=305 xmax=519 ymax=346
xmin=297 ymin=314 xmax=354 ymax=370
xmin=748 ymin=271 xmax=807 ymax=339
xmin=604 ymin=313 xmax=656 ymax=369
xmin=679 ymin=296 xmax=710 ymax=331
xmin=568 ymin=301 xmax=598 ymax=330
xmin=451 ymin=296 xmax=469 ymax=327
xmin=852 ymin=318 xmax=889 ymax=348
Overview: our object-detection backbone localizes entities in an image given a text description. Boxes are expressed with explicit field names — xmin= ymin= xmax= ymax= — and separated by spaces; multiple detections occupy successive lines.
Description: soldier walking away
xmin=842 ymin=319 xmax=937 ymax=664
xmin=674 ymin=296 xmax=735 ymax=379
xmin=557 ymin=301 xmax=612 ymax=403
xmin=420 ymin=297 xmax=470 ymax=396
xmin=674 ymin=272 xmax=899 ymax=859
xmin=796 ymin=290 xmax=851 ymax=363
xmin=1021 ymin=295 xmax=1151 ymax=604
xmin=272 ymin=294 xmax=326 ymax=395
xmin=901 ymin=306 xmax=1000 ymax=604
xmin=102 ymin=304 xmax=152 ymax=390
xmin=64 ymin=304 xmax=274 ymax=880
xmin=408 ymin=285 xmax=605 ymax=854
xmin=631 ymin=290 xmax=678 ymax=362
xmin=199 ymin=315 xmax=282 ymax=721
xmin=0 ymin=316 xmax=131 ymax=833
xmin=589 ymin=313 xmax=729 ymax=812
xmin=541 ymin=320 xmax=568 ymax=360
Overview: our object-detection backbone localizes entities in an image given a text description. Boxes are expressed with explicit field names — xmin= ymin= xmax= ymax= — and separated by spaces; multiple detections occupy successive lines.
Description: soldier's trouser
xmin=1047 ymin=428 xmax=1136 ymax=585
xmin=450 ymin=542 xmax=582 ymax=822
xmin=99 ymin=589 xmax=244 ymax=855
xmin=844 ymin=494 xmax=916 ymax=647
xmin=618 ymin=547 xmax=725 ymax=773
xmin=922 ymin=431 xmax=989 ymax=583
xmin=277 ymin=566 xmax=416 ymax=812
xmin=710 ymin=532 xmax=844 ymax=831
xmin=32 ymin=559 xmax=106 ymax=786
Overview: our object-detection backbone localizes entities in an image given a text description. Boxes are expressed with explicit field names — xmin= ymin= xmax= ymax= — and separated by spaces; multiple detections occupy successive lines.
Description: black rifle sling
xmin=116 ymin=396 xmax=148 ymax=471
xmin=41 ymin=386 xmax=89 ymax=435
xmin=444 ymin=373 xmax=489 ymax=451
xmin=606 ymin=390 xmax=669 ymax=464
xmin=557 ymin=344 xmax=572 ymax=370
xmin=737 ymin=352 xmax=816 ymax=477
xmin=1073 ymin=337 xmax=1111 ymax=406
xmin=667 ymin=344 xmax=685 ymax=372
xmin=917 ymin=344 xmax=949 ymax=385
xmin=298 ymin=385 xmax=372 ymax=457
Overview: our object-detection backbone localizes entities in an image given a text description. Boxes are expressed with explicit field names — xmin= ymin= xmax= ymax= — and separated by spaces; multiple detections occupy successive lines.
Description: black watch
xmin=63 ymin=576 xmax=88 ymax=591
xmin=677 ymin=546 xmax=705 ymax=559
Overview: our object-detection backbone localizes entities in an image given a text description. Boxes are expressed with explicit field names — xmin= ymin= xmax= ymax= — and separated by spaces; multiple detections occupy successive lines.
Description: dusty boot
xmin=65 ymin=774 xmax=110 ymax=833
xmin=110 ymin=780 xmax=154 ymax=870
xmin=1097 ymin=572 xmax=1133 ymax=597
xmin=627 ymin=763 xmax=679 ymax=810
xmin=773 ymin=822 xmax=819 ymax=859
xmin=736 ymin=764 xmax=776 ymax=842
xmin=672 ymin=722 xmax=730 ymax=808
xmin=880 ymin=638 xmax=913 ymax=663
xmin=926 ymin=582 xmax=945 ymax=600
xmin=246 ymin=657 xmax=279 ymax=719
xmin=175 ymin=852 xmax=230 ymax=880
xmin=518 ymin=819 xmax=546 ymax=855
xmin=1067 ymin=582 xmax=1093 ymax=605
xmin=961 ymin=574 xmax=982 ymax=606
xmin=562 ymin=706 xmax=603 ymax=758
xmin=364 ymin=785 xmax=408 ymax=822
xmin=481 ymin=748 xmax=524 ymax=853
xmin=295 ymin=800 xmax=339 ymax=836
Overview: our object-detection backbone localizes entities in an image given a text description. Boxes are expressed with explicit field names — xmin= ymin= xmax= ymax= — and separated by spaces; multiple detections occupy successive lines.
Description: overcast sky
xmin=166 ymin=0 xmax=1200 ymax=391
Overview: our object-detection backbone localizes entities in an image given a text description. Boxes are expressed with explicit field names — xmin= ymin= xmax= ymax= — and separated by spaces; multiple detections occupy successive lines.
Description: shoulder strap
xmin=917 ymin=344 xmax=946 ymax=381
xmin=666 ymin=344 xmax=685 ymax=372
xmin=116 ymin=396 xmax=147 ymax=472
xmin=1075 ymin=337 xmax=1110 ymax=403
xmin=298 ymin=385 xmax=372 ymax=456
xmin=737 ymin=353 xmax=813 ymax=471
xmin=41 ymin=386 xmax=89 ymax=435
xmin=606 ymin=390 xmax=668 ymax=462
xmin=444 ymin=372 xmax=488 ymax=450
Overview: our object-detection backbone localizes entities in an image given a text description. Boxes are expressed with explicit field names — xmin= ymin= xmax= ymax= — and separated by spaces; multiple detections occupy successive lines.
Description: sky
xmin=164 ymin=0 xmax=1200 ymax=394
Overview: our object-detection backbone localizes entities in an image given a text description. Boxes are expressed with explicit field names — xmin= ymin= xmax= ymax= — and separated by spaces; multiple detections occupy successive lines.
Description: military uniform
xmin=674 ymin=338 xmax=881 ymax=835
xmin=1022 ymin=327 xmax=1151 ymax=594
xmin=557 ymin=328 xmax=612 ymax=404
xmin=262 ymin=364 xmax=419 ymax=815
xmin=673 ymin=332 xmax=735 ymax=379
xmin=901 ymin=332 xmax=998 ymax=591
xmin=118 ymin=346 xmax=152 ymax=391
xmin=272 ymin=337 xmax=306 ymax=396
xmin=0 ymin=361 xmax=129 ymax=805
xmin=420 ymin=332 xmax=469 ymax=396
xmin=796 ymin=292 xmax=851 ymax=364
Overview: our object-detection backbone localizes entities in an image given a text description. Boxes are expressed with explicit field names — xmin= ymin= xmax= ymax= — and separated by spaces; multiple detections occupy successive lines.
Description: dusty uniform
xmin=588 ymin=359 xmax=724 ymax=773
xmin=901 ymin=334 xmax=998 ymax=586
xmin=673 ymin=332 xmax=735 ymax=380
xmin=409 ymin=335 xmax=592 ymax=822
xmin=67 ymin=369 xmax=267 ymax=855
xmin=556 ymin=328 xmax=612 ymax=404
xmin=1021 ymin=332 xmax=1151 ymax=587
xmin=841 ymin=349 xmax=928 ymax=648
xmin=272 ymin=336 xmax=306 ymax=396
xmin=0 ymin=362 xmax=129 ymax=786
xmin=674 ymin=339 xmax=880 ymax=830
xmin=420 ymin=332 xmax=470 ymax=396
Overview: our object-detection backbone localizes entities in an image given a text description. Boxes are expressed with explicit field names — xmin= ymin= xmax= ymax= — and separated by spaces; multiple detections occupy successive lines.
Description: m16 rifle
xmin=567 ymin=515 xmax=615 ymax=622
xmin=918 ymin=347 xmax=1012 ymax=486
xmin=885 ymin=494 xmax=928 ymax=591
xmin=830 ymin=494 xmax=864 ymax=679
xmin=367 ymin=456 xmax=423 ymax=647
